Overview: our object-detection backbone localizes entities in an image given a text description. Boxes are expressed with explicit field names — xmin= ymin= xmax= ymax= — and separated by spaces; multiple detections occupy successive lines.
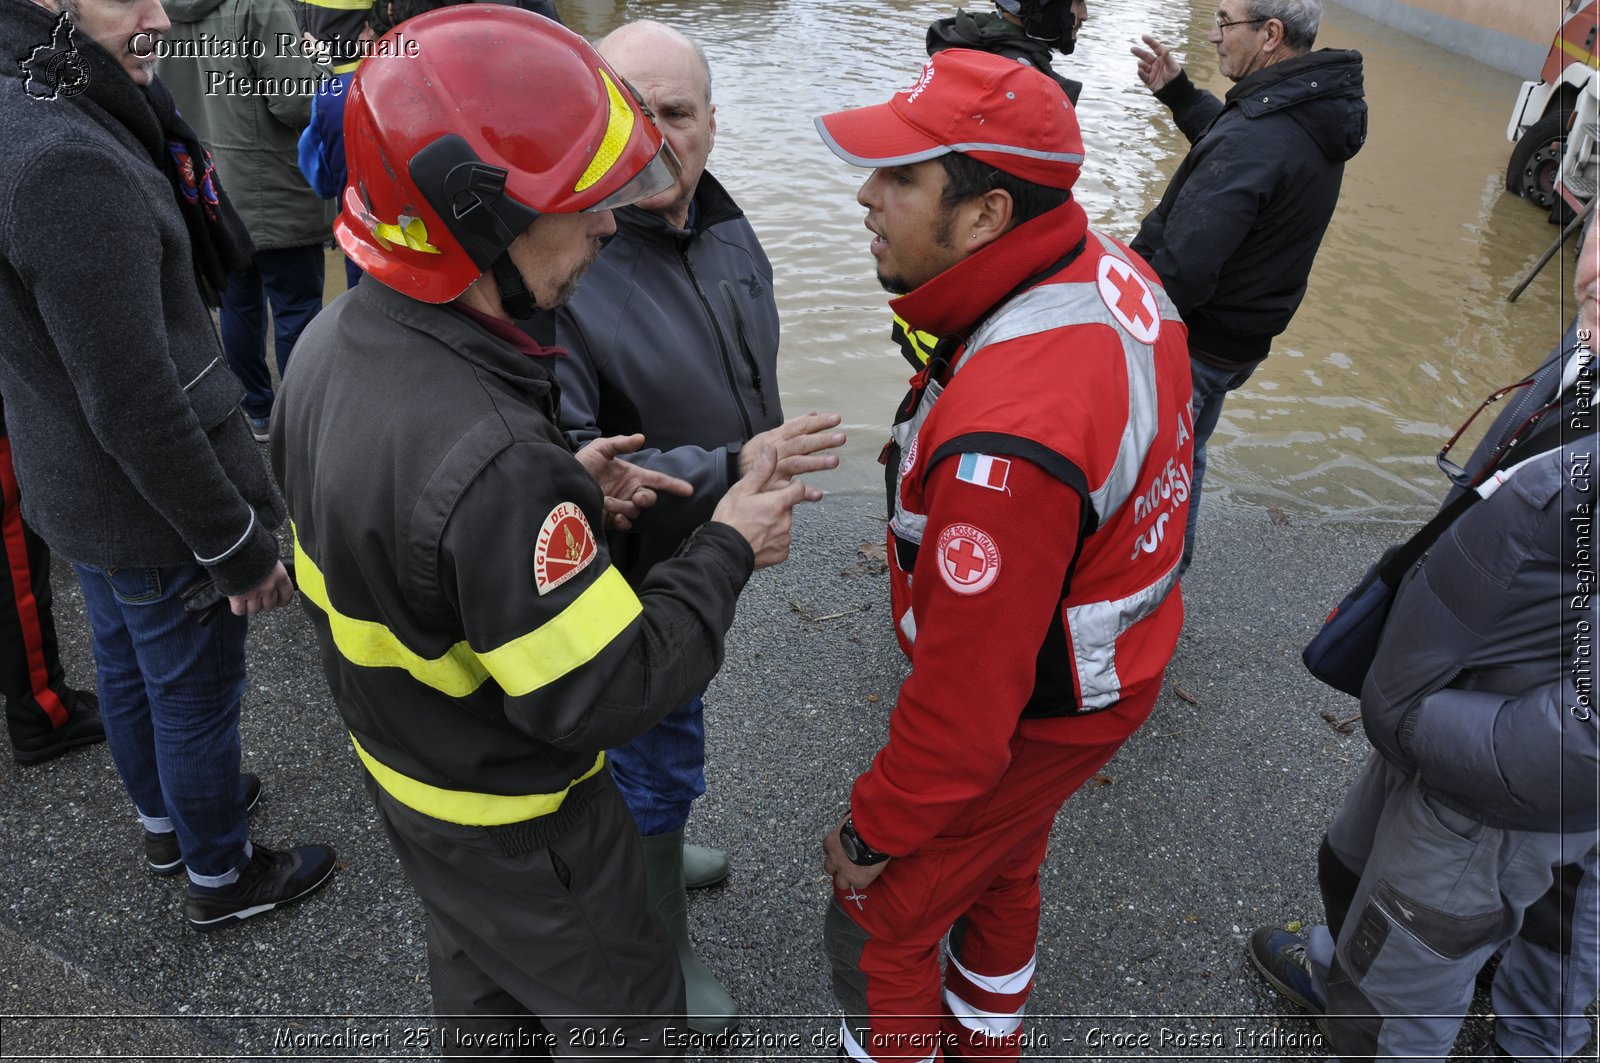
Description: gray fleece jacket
xmin=0 ymin=0 xmax=284 ymax=594
xmin=1361 ymin=332 xmax=1598 ymax=832
xmin=160 ymin=0 xmax=330 ymax=250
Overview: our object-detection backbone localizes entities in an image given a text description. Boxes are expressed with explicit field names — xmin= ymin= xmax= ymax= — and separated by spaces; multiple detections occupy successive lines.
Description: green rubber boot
xmin=683 ymin=842 xmax=731 ymax=891
xmin=640 ymin=829 xmax=738 ymax=1035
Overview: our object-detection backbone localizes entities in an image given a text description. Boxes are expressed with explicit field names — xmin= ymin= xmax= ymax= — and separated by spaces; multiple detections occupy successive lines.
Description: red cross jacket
xmin=853 ymin=199 xmax=1193 ymax=857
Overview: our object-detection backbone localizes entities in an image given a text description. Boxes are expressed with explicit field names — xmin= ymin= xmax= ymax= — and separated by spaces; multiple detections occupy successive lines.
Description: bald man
xmin=530 ymin=19 xmax=844 ymax=1036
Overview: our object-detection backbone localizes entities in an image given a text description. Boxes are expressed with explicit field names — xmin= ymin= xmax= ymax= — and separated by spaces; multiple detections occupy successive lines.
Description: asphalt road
xmin=0 ymin=494 xmax=1577 ymax=1060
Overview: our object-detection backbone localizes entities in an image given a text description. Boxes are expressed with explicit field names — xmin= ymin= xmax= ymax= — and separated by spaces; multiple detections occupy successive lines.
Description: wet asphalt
xmin=0 ymin=491 xmax=1575 ymax=1060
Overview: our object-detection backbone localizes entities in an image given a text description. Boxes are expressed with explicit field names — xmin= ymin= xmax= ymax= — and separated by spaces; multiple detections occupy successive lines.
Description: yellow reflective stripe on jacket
xmin=296 ymin=0 xmax=373 ymax=10
xmin=353 ymin=734 xmax=605 ymax=825
xmin=292 ymin=524 xmax=644 ymax=698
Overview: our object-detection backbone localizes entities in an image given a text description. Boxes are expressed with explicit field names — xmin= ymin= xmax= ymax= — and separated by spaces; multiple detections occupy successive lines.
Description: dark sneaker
xmin=144 ymin=773 xmax=264 ymax=876
xmin=183 ymin=842 xmax=336 ymax=932
xmin=10 ymin=688 xmax=104 ymax=766
xmin=248 ymin=416 xmax=271 ymax=443
xmin=1247 ymin=926 xmax=1326 ymax=1019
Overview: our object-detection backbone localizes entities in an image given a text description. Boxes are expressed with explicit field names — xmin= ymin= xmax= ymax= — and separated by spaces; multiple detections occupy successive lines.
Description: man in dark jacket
xmin=543 ymin=20 xmax=844 ymax=1035
xmin=1 ymin=0 xmax=333 ymax=929
xmin=1130 ymin=0 xmax=1365 ymax=570
xmin=1248 ymin=222 xmax=1599 ymax=1061
xmin=926 ymin=0 xmax=1088 ymax=104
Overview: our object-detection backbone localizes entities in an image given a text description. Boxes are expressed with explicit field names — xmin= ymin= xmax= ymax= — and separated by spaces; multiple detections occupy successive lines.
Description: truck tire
xmin=1507 ymin=111 xmax=1567 ymax=209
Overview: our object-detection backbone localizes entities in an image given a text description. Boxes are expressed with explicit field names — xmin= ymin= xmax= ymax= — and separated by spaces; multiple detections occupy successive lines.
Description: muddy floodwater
xmin=385 ymin=0 xmax=1585 ymax=522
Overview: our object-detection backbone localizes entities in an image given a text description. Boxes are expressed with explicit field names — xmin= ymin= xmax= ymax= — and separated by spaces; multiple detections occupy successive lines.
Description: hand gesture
xmin=711 ymin=445 xmax=822 ymax=570
xmin=1132 ymin=34 xmax=1182 ymax=92
xmin=576 ymin=433 xmax=694 ymax=531
xmin=740 ymin=412 xmax=846 ymax=480
xmin=227 ymin=560 xmax=295 ymax=617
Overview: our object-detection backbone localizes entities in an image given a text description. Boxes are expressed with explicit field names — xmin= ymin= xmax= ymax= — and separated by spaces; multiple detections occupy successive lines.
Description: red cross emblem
xmin=1097 ymin=256 xmax=1160 ymax=344
xmin=935 ymin=523 xmax=1000 ymax=595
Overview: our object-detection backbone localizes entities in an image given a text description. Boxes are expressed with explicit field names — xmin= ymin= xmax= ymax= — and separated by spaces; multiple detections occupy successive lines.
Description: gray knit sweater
xmin=0 ymin=0 xmax=284 ymax=595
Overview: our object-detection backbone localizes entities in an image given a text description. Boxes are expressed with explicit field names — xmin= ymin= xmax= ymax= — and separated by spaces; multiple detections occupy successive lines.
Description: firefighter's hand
xmin=228 ymin=560 xmax=295 ymax=617
xmin=822 ymin=813 xmax=889 ymax=891
xmin=740 ymin=412 xmax=846 ymax=481
xmin=576 ymin=434 xmax=694 ymax=531
xmin=1132 ymin=34 xmax=1181 ymax=92
xmin=712 ymin=445 xmax=821 ymax=570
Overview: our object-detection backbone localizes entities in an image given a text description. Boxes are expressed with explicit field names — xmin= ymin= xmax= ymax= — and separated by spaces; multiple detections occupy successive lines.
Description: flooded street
xmin=555 ymin=1 xmax=1576 ymax=519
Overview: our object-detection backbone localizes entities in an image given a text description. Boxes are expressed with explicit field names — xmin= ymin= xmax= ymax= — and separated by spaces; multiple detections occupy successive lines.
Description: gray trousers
xmin=1306 ymin=754 xmax=1597 ymax=1061
xmin=366 ymin=770 xmax=686 ymax=1059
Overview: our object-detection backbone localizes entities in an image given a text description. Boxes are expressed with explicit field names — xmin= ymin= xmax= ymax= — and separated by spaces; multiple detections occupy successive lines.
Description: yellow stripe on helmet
xmin=371 ymin=215 xmax=440 ymax=254
xmin=574 ymin=68 xmax=635 ymax=194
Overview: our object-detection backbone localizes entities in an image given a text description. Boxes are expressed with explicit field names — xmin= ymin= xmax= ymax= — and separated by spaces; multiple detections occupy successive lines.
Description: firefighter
xmin=271 ymin=8 xmax=819 ymax=1053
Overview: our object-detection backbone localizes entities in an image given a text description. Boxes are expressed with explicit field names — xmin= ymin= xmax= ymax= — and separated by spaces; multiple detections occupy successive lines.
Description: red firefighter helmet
xmin=337 ymin=6 xmax=678 ymax=304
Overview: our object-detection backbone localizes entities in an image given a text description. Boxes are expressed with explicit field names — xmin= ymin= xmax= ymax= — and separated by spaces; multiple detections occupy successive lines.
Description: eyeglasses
xmin=1435 ymin=377 xmax=1563 ymax=488
xmin=1214 ymin=15 xmax=1269 ymax=30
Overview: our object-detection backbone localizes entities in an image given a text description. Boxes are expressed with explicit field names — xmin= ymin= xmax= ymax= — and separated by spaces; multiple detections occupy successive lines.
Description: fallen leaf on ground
xmin=1267 ymin=506 xmax=1290 ymax=525
xmin=1173 ymin=684 xmax=1199 ymax=705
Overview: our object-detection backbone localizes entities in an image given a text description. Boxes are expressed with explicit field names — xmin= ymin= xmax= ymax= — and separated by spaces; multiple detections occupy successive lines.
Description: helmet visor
xmin=581 ymin=142 xmax=682 ymax=213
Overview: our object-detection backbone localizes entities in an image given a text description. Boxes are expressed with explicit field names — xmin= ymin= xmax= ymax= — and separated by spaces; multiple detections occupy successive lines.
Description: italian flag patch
xmin=955 ymin=453 xmax=1010 ymax=492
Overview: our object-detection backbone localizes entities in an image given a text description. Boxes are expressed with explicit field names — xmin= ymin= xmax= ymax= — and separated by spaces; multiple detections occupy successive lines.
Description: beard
xmin=873 ymin=209 xmax=960 ymax=297
xmin=544 ymin=236 xmax=607 ymax=309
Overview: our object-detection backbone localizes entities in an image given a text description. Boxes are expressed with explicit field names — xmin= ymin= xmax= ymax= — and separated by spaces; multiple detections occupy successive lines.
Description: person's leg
xmin=368 ymin=771 xmax=684 ymax=1058
xmin=426 ymin=914 xmax=555 ymax=1058
xmin=1493 ymin=845 xmax=1600 ymax=1059
xmin=258 ymin=244 xmax=326 ymax=381
xmin=75 ymin=563 xmax=250 ymax=882
xmin=940 ymin=832 xmax=1049 ymax=1060
xmin=609 ymin=692 xmax=733 ymax=1031
xmin=2 ymin=437 xmax=101 ymax=762
xmin=1181 ymin=355 xmax=1256 ymax=572
xmin=219 ymin=259 xmax=274 ymax=421
xmin=825 ymin=891 xmax=946 ymax=1063
xmin=828 ymin=727 xmax=1143 ymax=1063
xmin=609 ymin=693 xmax=708 ymax=838
xmin=938 ymin=735 xmax=1134 ymax=1061
xmin=1320 ymin=776 xmax=1566 ymax=1062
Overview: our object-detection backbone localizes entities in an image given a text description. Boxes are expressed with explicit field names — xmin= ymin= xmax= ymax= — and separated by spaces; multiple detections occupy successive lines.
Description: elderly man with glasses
xmin=1130 ymin=0 xmax=1365 ymax=572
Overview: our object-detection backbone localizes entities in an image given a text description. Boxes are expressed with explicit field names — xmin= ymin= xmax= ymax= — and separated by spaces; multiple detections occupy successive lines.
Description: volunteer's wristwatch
xmin=839 ymin=816 xmax=890 ymax=866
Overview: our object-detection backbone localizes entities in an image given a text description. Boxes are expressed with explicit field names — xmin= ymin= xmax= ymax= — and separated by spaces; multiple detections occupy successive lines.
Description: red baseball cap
xmin=815 ymin=48 xmax=1084 ymax=190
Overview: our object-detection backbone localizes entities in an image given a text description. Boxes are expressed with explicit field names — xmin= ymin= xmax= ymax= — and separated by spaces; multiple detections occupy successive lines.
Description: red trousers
xmin=824 ymin=692 xmax=1156 ymax=1062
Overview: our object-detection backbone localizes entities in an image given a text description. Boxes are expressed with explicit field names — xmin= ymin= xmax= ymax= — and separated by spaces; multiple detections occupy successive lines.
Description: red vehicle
xmin=1506 ymin=0 xmax=1599 ymax=217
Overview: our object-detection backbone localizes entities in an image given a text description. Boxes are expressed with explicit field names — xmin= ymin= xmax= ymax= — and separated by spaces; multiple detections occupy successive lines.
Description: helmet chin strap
xmin=491 ymin=253 xmax=540 ymax=320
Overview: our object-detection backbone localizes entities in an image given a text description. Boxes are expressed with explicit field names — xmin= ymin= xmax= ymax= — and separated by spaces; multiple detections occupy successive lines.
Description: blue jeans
xmin=220 ymin=244 xmax=326 ymax=419
xmin=1183 ymin=356 xmax=1258 ymax=571
xmin=608 ymin=691 xmax=707 ymax=836
xmin=74 ymin=562 xmax=250 ymax=884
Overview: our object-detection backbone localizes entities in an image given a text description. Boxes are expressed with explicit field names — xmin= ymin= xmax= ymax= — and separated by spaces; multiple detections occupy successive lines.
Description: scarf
xmin=25 ymin=3 xmax=255 ymax=306
xmin=142 ymin=77 xmax=255 ymax=306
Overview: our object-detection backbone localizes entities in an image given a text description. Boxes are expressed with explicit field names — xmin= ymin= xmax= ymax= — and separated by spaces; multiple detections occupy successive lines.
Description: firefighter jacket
xmin=270 ymin=280 xmax=755 ymax=833
xmin=853 ymin=198 xmax=1193 ymax=856
xmin=548 ymin=172 xmax=782 ymax=582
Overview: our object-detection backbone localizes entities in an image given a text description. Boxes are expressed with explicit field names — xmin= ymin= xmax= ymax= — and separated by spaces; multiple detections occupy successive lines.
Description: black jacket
xmin=926 ymin=10 xmax=1081 ymax=105
xmin=0 ymin=0 xmax=282 ymax=594
xmin=549 ymin=172 xmax=781 ymax=581
xmin=272 ymin=280 xmax=754 ymax=815
xmin=1131 ymin=49 xmax=1366 ymax=369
